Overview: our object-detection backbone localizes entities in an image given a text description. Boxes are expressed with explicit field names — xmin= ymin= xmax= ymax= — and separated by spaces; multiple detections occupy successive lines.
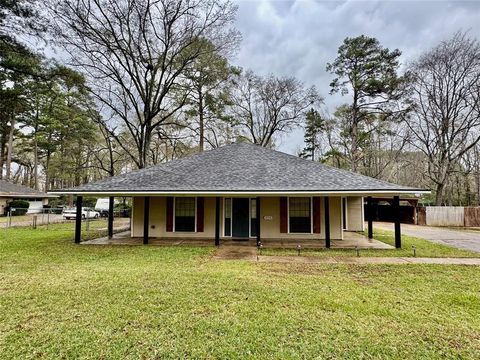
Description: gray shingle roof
xmin=0 ymin=179 xmax=55 ymax=197
xmin=53 ymin=143 xmax=427 ymax=194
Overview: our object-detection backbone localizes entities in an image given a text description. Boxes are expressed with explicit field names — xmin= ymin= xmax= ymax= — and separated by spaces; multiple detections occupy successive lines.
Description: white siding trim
xmin=223 ymin=197 xmax=232 ymax=237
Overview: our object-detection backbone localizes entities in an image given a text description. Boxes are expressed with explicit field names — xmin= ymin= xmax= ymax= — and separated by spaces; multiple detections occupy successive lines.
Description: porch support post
xmin=215 ymin=197 xmax=220 ymax=246
xmin=393 ymin=195 xmax=401 ymax=248
xmin=256 ymin=197 xmax=261 ymax=247
xmin=367 ymin=196 xmax=373 ymax=239
xmin=324 ymin=197 xmax=330 ymax=248
xmin=75 ymin=195 xmax=83 ymax=244
xmin=108 ymin=196 xmax=114 ymax=239
xmin=143 ymin=196 xmax=150 ymax=245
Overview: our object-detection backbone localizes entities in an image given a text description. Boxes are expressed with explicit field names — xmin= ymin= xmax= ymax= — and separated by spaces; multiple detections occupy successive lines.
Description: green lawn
xmin=0 ymin=214 xmax=32 ymax=224
xmin=262 ymin=229 xmax=480 ymax=258
xmin=1 ymin=224 xmax=479 ymax=359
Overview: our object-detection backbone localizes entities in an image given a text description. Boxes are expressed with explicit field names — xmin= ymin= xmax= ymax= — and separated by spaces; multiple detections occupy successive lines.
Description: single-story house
xmin=0 ymin=179 xmax=57 ymax=215
xmin=52 ymin=143 xmax=428 ymax=247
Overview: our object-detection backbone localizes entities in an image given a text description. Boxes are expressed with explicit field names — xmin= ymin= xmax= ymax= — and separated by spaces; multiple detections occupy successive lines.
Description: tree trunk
xmin=5 ymin=117 xmax=15 ymax=181
xmin=477 ymin=170 xmax=480 ymax=206
xmin=198 ymin=96 xmax=205 ymax=152
xmin=435 ymin=182 xmax=445 ymax=206
xmin=350 ymin=90 xmax=359 ymax=172
xmin=108 ymin=138 xmax=115 ymax=177
xmin=45 ymin=149 xmax=51 ymax=191
xmin=33 ymin=125 xmax=39 ymax=190
xmin=0 ymin=129 xmax=5 ymax=180
xmin=198 ymin=87 xmax=204 ymax=152
xmin=350 ymin=120 xmax=358 ymax=172
xmin=33 ymin=102 xmax=39 ymax=190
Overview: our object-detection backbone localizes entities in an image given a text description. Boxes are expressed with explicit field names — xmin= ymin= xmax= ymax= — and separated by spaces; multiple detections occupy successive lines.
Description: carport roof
xmin=50 ymin=142 xmax=429 ymax=196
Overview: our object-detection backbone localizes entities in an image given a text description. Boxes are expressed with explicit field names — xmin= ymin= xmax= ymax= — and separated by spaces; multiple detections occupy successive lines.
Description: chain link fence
xmin=1 ymin=207 xmax=131 ymax=234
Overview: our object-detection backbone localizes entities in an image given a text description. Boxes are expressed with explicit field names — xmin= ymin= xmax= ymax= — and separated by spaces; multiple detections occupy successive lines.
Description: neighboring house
xmin=0 ymin=179 xmax=57 ymax=215
xmin=52 ymin=143 xmax=428 ymax=247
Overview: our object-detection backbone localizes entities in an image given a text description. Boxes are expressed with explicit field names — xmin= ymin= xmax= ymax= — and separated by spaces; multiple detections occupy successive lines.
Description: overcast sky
xmin=231 ymin=0 xmax=480 ymax=154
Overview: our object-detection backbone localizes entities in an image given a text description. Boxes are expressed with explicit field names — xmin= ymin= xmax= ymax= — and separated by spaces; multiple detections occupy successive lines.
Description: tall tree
xmin=51 ymin=0 xmax=239 ymax=169
xmin=300 ymin=108 xmax=329 ymax=161
xmin=406 ymin=32 xmax=480 ymax=205
xmin=230 ymin=70 xmax=320 ymax=147
xmin=183 ymin=38 xmax=240 ymax=152
xmin=326 ymin=35 xmax=408 ymax=172
xmin=0 ymin=0 xmax=44 ymax=179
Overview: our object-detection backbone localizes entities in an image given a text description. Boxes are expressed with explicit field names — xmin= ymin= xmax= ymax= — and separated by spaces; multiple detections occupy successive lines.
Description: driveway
xmin=374 ymin=222 xmax=480 ymax=253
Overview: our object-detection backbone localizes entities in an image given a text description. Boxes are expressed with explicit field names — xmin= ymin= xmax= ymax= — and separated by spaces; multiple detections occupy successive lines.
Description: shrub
xmin=8 ymin=200 xmax=30 ymax=216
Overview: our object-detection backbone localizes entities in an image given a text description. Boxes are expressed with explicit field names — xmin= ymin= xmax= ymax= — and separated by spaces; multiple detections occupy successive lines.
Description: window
xmin=224 ymin=198 xmax=232 ymax=236
xmin=289 ymin=197 xmax=311 ymax=233
xmin=250 ymin=198 xmax=257 ymax=237
xmin=175 ymin=197 xmax=195 ymax=232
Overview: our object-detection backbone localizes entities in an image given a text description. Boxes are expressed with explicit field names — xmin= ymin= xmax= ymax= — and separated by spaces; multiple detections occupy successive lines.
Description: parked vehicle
xmin=94 ymin=198 xmax=111 ymax=217
xmin=63 ymin=207 xmax=100 ymax=220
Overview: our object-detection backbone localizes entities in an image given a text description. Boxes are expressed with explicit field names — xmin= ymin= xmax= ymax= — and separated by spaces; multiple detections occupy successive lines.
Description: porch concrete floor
xmin=81 ymin=231 xmax=393 ymax=249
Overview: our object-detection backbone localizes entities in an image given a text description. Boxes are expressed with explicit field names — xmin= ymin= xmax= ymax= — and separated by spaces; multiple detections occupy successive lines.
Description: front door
xmin=232 ymin=198 xmax=250 ymax=238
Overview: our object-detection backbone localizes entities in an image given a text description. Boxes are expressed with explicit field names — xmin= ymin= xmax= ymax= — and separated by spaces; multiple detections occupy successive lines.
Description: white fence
xmin=425 ymin=206 xmax=465 ymax=227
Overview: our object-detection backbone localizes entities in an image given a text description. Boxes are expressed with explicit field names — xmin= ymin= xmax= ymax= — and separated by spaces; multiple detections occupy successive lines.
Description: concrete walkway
xmin=211 ymin=245 xmax=480 ymax=265
xmin=255 ymin=255 xmax=480 ymax=265
xmin=374 ymin=222 xmax=480 ymax=253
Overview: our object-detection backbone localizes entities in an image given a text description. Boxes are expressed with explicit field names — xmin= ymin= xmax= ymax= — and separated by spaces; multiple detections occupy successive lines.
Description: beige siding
xmin=346 ymin=196 xmax=364 ymax=231
xmin=259 ymin=197 xmax=342 ymax=240
xmin=132 ymin=196 xmax=219 ymax=238
xmin=0 ymin=197 xmax=8 ymax=215
xmin=132 ymin=195 xmax=345 ymax=240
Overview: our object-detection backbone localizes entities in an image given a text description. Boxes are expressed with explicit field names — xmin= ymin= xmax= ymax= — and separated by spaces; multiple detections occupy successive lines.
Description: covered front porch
xmin=75 ymin=196 xmax=401 ymax=248
xmin=74 ymin=194 xmax=403 ymax=249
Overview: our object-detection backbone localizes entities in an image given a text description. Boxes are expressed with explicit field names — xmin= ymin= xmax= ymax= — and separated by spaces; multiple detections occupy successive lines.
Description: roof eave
xmin=48 ymin=189 xmax=431 ymax=197
xmin=0 ymin=193 xmax=58 ymax=198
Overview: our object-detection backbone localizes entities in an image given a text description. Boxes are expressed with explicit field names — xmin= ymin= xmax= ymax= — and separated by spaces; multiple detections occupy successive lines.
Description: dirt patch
xmin=213 ymin=245 xmax=257 ymax=260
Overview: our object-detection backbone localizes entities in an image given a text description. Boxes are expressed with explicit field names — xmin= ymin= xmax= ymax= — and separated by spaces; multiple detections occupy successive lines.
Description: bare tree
xmin=91 ymin=116 xmax=126 ymax=177
xmin=50 ymin=0 xmax=239 ymax=168
xmin=230 ymin=70 xmax=320 ymax=147
xmin=406 ymin=32 xmax=480 ymax=205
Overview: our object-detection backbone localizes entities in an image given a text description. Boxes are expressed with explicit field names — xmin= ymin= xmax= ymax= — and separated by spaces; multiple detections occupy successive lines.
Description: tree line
xmin=1 ymin=0 xmax=480 ymax=206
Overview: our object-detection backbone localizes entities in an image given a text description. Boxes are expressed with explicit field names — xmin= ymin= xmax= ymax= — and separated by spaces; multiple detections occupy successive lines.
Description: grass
xmin=1 ymin=224 xmax=480 ymax=358
xmin=0 ymin=214 xmax=32 ymax=223
xmin=262 ymin=229 xmax=480 ymax=258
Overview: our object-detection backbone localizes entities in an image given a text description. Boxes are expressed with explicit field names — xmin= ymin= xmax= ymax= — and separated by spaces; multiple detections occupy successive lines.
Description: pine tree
xmin=300 ymin=109 xmax=325 ymax=161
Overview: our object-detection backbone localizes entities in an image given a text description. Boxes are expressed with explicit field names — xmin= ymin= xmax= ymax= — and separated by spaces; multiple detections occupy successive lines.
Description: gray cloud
xmin=232 ymin=0 xmax=480 ymax=153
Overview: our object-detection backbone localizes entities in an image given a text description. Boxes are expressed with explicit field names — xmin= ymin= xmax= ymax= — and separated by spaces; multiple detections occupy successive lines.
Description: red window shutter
xmin=196 ymin=197 xmax=204 ymax=232
xmin=166 ymin=197 xmax=173 ymax=232
xmin=313 ymin=197 xmax=321 ymax=233
xmin=280 ymin=197 xmax=288 ymax=233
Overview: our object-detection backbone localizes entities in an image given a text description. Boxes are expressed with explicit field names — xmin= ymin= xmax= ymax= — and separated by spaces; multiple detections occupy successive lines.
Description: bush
xmin=8 ymin=200 xmax=30 ymax=216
